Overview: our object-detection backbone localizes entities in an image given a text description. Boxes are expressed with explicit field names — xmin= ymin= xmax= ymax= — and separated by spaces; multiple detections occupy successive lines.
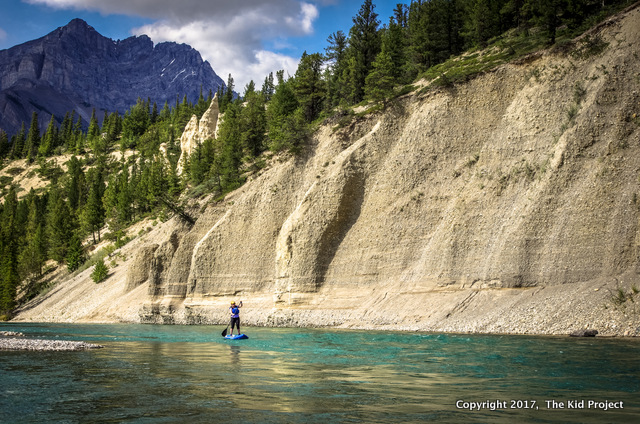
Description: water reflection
xmin=229 ymin=344 xmax=241 ymax=366
xmin=1 ymin=324 xmax=639 ymax=423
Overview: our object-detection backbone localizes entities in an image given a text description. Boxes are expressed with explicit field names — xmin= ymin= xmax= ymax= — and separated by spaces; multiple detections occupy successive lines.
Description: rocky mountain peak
xmin=0 ymin=19 xmax=225 ymax=136
xmin=62 ymin=18 xmax=95 ymax=34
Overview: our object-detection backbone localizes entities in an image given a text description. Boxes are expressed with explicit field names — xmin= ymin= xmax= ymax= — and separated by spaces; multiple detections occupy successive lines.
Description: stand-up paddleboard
xmin=224 ymin=334 xmax=248 ymax=340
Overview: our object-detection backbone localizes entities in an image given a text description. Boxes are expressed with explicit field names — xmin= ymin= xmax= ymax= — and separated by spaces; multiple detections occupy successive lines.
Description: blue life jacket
xmin=230 ymin=306 xmax=240 ymax=318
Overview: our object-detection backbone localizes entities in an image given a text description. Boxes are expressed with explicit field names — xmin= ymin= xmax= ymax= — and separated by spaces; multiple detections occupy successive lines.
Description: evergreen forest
xmin=0 ymin=0 xmax=633 ymax=318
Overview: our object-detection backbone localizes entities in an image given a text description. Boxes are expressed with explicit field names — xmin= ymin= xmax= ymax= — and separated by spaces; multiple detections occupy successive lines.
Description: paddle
xmin=221 ymin=324 xmax=229 ymax=337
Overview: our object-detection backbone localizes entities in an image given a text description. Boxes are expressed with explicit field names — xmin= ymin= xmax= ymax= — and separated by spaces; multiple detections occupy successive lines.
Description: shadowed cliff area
xmin=14 ymin=4 xmax=640 ymax=336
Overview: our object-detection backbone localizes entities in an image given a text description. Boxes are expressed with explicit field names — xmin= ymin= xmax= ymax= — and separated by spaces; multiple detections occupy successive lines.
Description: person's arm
xmin=239 ymin=301 xmax=243 ymax=308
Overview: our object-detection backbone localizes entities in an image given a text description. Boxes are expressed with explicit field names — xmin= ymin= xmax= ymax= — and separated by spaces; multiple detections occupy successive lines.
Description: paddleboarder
xmin=228 ymin=301 xmax=243 ymax=336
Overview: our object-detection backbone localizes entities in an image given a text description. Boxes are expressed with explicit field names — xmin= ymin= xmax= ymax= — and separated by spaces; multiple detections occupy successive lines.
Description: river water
xmin=0 ymin=323 xmax=638 ymax=423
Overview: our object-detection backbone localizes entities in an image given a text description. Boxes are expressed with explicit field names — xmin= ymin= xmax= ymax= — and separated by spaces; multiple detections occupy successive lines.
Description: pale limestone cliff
xmin=199 ymin=93 xmax=220 ymax=141
xmin=176 ymin=93 xmax=220 ymax=175
xmin=13 ymin=5 xmax=640 ymax=335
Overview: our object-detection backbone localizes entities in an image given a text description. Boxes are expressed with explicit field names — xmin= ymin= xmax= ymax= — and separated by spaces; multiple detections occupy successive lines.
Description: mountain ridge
xmin=0 ymin=18 xmax=224 ymax=136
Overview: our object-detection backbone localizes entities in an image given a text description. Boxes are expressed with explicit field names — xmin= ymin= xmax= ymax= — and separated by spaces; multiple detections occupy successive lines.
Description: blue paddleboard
xmin=224 ymin=334 xmax=248 ymax=340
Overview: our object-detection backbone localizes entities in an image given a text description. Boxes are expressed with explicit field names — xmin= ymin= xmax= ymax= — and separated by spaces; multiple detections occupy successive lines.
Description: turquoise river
xmin=0 ymin=323 xmax=638 ymax=423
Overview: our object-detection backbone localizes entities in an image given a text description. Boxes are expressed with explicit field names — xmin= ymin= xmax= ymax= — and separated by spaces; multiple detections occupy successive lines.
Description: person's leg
xmin=231 ymin=317 xmax=239 ymax=335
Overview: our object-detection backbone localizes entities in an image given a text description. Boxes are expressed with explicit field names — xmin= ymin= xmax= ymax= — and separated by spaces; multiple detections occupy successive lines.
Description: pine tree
xmin=383 ymin=8 xmax=408 ymax=81
xmin=38 ymin=115 xmax=58 ymax=157
xmin=107 ymin=112 xmax=122 ymax=144
xmin=66 ymin=231 xmax=85 ymax=272
xmin=19 ymin=193 xmax=47 ymax=278
xmin=150 ymin=156 xmax=168 ymax=201
xmin=0 ymin=188 xmax=20 ymax=313
xmin=340 ymin=55 xmax=361 ymax=105
xmin=0 ymin=130 xmax=9 ymax=160
xmin=294 ymin=52 xmax=326 ymax=123
xmin=501 ymin=0 xmax=528 ymax=30
xmin=195 ymin=86 xmax=208 ymax=118
xmin=216 ymin=86 xmax=224 ymax=105
xmin=14 ymin=191 xmax=29 ymax=247
xmin=0 ymin=243 xmax=19 ymax=314
xmin=160 ymin=101 xmax=171 ymax=121
xmin=116 ymin=163 xmax=132 ymax=225
xmin=60 ymin=111 xmax=74 ymax=147
xmin=262 ymin=72 xmax=275 ymax=102
xmin=241 ymin=90 xmax=267 ymax=158
xmin=267 ymin=71 xmax=301 ymax=151
xmin=467 ymin=0 xmax=506 ymax=47
xmin=66 ymin=155 xmax=86 ymax=213
xmin=136 ymin=158 xmax=151 ymax=209
xmin=326 ymin=30 xmax=348 ymax=64
xmin=82 ymin=168 xmax=106 ymax=244
xmin=325 ymin=30 xmax=348 ymax=107
xmin=365 ymin=47 xmax=396 ymax=108
xmin=221 ymin=74 xmax=235 ymax=112
xmin=10 ymin=123 xmax=26 ymax=159
xmin=24 ymin=112 xmax=41 ymax=162
xmin=244 ymin=80 xmax=256 ymax=97
xmin=216 ymin=101 xmax=243 ymax=190
xmin=46 ymin=186 xmax=73 ymax=263
xmin=73 ymin=116 xmax=84 ymax=153
xmin=122 ymin=98 xmax=151 ymax=148
xmin=151 ymin=102 xmax=159 ymax=124
xmin=102 ymin=173 xmax=119 ymax=229
xmin=91 ymin=258 xmax=109 ymax=283
xmin=535 ymin=0 xmax=565 ymax=44
xmin=189 ymin=139 xmax=215 ymax=186
xmin=176 ymin=95 xmax=194 ymax=132
xmin=347 ymin=0 xmax=381 ymax=103
xmin=87 ymin=108 xmax=100 ymax=142
xmin=166 ymin=157 xmax=181 ymax=196
xmin=406 ymin=0 xmax=428 ymax=75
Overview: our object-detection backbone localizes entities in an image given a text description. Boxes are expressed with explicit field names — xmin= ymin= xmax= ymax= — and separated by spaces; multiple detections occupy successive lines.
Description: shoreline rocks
xmin=0 ymin=331 xmax=25 ymax=337
xmin=569 ymin=329 xmax=599 ymax=337
xmin=0 ymin=337 xmax=104 ymax=351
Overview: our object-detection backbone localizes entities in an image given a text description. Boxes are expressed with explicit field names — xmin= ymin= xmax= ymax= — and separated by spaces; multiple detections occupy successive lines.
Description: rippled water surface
xmin=1 ymin=324 xmax=639 ymax=423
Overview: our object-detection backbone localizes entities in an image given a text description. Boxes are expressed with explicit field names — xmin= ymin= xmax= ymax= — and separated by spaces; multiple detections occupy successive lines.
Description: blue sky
xmin=0 ymin=0 xmax=400 ymax=91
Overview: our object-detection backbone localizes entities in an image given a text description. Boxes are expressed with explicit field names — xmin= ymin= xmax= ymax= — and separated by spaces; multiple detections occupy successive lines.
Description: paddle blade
xmin=221 ymin=327 xmax=228 ymax=337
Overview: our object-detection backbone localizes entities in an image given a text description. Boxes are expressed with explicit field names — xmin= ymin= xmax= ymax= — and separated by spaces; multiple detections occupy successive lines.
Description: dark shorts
xmin=230 ymin=317 xmax=240 ymax=330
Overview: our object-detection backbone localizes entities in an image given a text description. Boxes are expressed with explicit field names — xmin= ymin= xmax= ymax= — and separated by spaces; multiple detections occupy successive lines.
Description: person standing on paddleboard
xmin=229 ymin=301 xmax=243 ymax=336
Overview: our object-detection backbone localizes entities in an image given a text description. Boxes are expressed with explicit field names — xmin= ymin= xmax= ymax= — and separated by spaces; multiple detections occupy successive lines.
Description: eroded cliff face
xmin=14 ymin=6 xmax=640 ymax=335
xmin=176 ymin=93 xmax=220 ymax=175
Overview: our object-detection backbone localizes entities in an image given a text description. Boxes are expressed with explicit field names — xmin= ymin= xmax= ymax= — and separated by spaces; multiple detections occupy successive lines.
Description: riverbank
xmin=10 ymin=268 xmax=640 ymax=337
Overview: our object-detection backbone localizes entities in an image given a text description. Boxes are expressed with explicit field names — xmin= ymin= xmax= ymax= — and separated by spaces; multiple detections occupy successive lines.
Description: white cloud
xmin=287 ymin=3 xmax=319 ymax=35
xmin=0 ymin=27 xmax=7 ymax=42
xmin=249 ymin=50 xmax=300 ymax=84
xmin=24 ymin=0 xmax=320 ymax=91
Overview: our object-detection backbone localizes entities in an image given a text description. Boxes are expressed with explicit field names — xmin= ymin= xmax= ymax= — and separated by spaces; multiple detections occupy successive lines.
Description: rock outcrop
xmin=0 ymin=19 xmax=225 ymax=136
xmin=569 ymin=329 xmax=599 ymax=337
xmin=124 ymin=244 xmax=159 ymax=292
xmin=176 ymin=94 xmax=220 ymax=175
xmin=12 ymin=5 xmax=640 ymax=336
